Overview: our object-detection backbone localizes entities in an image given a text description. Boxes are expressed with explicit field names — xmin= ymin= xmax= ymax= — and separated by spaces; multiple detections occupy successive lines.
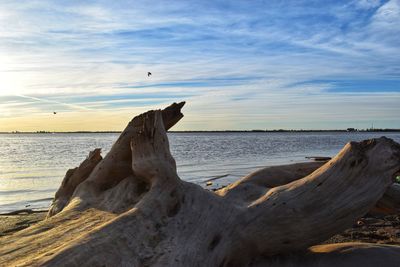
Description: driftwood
xmin=1 ymin=102 xmax=400 ymax=267
xmin=305 ymin=156 xmax=332 ymax=161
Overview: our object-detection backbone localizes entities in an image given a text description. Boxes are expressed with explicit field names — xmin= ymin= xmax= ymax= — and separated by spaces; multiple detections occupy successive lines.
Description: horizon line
xmin=2 ymin=128 xmax=400 ymax=134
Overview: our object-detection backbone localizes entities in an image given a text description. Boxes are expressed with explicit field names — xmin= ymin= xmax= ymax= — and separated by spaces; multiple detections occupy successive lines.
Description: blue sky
xmin=0 ymin=0 xmax=399 ymax=131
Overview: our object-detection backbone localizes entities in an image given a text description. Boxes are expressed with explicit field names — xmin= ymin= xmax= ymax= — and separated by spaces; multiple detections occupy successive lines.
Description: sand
xmin=0 ymin=210 xmax=47 ymax=237
xmin=325 ymin=214 xmax=400 ymax=245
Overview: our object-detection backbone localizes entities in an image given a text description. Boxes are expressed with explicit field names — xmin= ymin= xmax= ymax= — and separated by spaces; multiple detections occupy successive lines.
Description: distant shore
xmin=1 ymin=129 xmax=400 ymax=134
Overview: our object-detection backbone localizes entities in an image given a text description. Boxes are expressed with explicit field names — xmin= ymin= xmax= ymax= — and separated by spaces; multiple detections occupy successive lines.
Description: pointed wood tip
xmin=162 ymin=101 xmax=186 ymax=130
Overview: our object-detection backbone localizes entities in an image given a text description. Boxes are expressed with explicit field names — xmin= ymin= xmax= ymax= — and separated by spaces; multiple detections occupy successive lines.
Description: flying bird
xmin=147 ymin=72 xmax=152 ymax=77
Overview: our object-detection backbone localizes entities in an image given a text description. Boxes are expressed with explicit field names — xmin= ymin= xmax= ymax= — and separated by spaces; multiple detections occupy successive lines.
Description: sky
xmin=0 ymin=0 xmax=399 ymax=131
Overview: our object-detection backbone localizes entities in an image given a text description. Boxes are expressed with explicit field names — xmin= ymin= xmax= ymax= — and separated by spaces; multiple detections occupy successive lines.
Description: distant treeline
xmin=2 ymin=129 xmax=400 ymax=134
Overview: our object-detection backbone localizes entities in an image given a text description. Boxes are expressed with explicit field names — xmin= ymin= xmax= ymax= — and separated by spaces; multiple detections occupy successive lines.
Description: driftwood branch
xmin=1 ymin=102 xmax=400 ymax=267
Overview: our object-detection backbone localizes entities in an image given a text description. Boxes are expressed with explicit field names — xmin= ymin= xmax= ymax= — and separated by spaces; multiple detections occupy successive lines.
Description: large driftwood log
xmin=1 ymin=102 xmax=400 ymax=267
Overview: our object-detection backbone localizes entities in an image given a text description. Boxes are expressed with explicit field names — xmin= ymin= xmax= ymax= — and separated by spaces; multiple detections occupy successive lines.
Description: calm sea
xmin=1 ymin=132 xmax=400 ymax=213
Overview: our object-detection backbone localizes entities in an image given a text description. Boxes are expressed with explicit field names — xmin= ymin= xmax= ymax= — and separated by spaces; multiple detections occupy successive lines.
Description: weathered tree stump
xmin=1 ymin=102 xmax=400 ymax=267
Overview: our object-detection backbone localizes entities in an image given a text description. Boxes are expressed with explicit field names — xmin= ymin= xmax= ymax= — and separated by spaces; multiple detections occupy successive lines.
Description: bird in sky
xmin=147 ymin=72 xmax=152 ymax=77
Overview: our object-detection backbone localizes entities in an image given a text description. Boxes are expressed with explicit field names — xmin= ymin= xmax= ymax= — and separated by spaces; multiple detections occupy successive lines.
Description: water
xmin=1 ymin=132 xmax=399 ymax=213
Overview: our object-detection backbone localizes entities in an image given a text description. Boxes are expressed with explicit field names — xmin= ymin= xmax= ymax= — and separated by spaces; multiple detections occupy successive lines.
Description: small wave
xmin=204 ymin=174 xmax=230 ymax=182
xmin=0 ymin=198 xmax=53 ymax=214
xmin=30 ymin=197 xmax=54 ymax=203
xmin=0 ymin=188 xmax=56 ymax=195
xmin=12 ymin=175 xmax=57 ymax=180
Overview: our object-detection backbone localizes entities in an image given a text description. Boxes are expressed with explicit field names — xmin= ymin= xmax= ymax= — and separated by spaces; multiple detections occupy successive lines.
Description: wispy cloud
xmin=0 ymin=0 xmax=399 ymax=130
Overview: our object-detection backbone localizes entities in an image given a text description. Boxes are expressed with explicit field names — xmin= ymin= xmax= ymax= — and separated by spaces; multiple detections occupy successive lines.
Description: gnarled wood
xmin=1 ymin=102 xmax=400 ymax=267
